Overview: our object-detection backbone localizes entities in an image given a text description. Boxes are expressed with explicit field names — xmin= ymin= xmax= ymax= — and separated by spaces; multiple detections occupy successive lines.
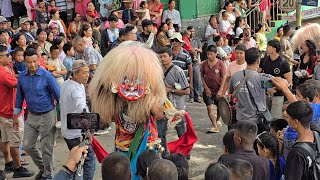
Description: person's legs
xmin=192 ymin=64 xmax=201 ymax=102
xmin=0 ymin=117 xmax=13 ymax=171
xmin=23 ymin=114 xmax=43 ymax=172
xmin=271 ymin=96 xmax=284 ymax=119
xmin=175 ymin=117 xmax=186 ymax=138
xmin=38 ymin=110 xmax=56 ymax=178
xmin=203 ymin=93 xmax=219 ymax=132
xmin=156 ymin=117 xmax=170 ymax=158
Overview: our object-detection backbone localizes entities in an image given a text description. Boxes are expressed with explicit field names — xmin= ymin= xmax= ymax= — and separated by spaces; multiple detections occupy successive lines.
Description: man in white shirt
xmin=60 ymin=60 xmax=96 ymax=180
xmin=162 ymin=0 xmax=181 ymax=31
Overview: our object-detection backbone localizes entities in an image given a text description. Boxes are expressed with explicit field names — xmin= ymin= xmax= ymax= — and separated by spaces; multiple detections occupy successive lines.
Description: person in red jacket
xmin=0 ymin=45 xmax=34 ymax=178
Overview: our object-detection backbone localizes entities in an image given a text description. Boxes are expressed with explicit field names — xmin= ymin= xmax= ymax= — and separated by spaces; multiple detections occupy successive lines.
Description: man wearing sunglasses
xmin=170 ymin=32 xmax=193 ymax=100
xmin=0 ymin=45 xmax=34 ymax=178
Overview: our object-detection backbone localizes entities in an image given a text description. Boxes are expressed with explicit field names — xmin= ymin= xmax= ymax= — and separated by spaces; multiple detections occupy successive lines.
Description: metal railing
xmin=244 ymin=0 xmax=285 ymax=29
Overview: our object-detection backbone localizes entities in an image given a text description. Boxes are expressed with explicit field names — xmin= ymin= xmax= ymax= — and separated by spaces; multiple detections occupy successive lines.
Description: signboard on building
xmin=281 ymin=15 xmax=296 ymax=22
xmin=280 ymin=0 xmax=297 ymax=12
xmin=302 ymin=0 xmax=318 ymax=6
xmin=302 ymin=7 xmax=320 ymax=19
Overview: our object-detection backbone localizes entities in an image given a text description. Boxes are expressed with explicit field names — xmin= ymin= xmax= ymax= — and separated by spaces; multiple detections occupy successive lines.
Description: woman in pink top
xmin=148 ymin=0 xmax=163 ymax=28
xmin=75 ymin=0 xmax=91 ymax=17
xmin=103 ymin=10 xmax=125 ymax=29
xmin=25 ymin=0 xmax=38 ymax=20
xmin=260 ymin=0 xmax=271 ymax=24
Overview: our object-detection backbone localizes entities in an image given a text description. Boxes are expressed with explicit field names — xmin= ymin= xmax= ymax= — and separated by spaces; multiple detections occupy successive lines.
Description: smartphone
xmin=262 ymin=79 xmax=274 ymax=89
xmin=67 ymin=113 xmax=100 ymax=131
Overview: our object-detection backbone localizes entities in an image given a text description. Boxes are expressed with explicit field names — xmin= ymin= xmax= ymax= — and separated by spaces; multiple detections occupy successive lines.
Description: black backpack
xmin=293 ymin=131 xmax=320 ymax=180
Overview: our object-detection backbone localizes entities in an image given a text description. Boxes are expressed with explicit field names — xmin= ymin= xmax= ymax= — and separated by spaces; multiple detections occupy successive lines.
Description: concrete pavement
xmin=0 ymin=101 xmax=227 ymax=179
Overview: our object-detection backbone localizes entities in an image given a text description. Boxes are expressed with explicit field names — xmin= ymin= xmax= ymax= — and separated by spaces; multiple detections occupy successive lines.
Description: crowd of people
xmin=0 ymin=0 xmax=320 ymax=179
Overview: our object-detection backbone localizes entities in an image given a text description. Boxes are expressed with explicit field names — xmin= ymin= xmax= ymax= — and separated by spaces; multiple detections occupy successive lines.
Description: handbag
xmin=243 ymin=71 xmax=272 ymax=130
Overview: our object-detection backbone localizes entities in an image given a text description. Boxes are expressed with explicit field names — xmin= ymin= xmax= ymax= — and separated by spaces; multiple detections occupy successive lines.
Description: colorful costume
xmin=89 ymin=42 xmax=167 ymax=179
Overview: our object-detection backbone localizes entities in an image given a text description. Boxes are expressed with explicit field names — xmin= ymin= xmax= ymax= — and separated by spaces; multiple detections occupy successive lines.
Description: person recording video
xmin=60 ymin=60 xmax=96 ymax=180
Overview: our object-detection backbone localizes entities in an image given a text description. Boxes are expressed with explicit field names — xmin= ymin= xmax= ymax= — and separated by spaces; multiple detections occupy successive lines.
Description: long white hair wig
xmin=291 ymin=23 xmax=320 ymax=50
xmin=89 ymin=41 xmax=167 ymax=124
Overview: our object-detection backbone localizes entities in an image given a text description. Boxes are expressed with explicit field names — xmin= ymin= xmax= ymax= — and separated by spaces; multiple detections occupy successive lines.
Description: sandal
xmin=20 ymin=158 xmax=29 ymax=166
xmin=207 ymin=127 xmax=219 ymax=133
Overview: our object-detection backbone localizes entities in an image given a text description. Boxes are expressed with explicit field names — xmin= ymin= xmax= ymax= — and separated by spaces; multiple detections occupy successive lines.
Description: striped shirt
xmin=172 ymin=47 xmax=192 ymax=76
xmin=55 ymin=0 xmax=67 ymax=11
xmin=164 ymin=65 xmax=189 ymax=110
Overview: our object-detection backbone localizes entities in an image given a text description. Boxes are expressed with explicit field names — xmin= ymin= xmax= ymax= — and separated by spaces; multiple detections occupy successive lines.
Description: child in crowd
xmin=167 ymin=153 xmax=189 ymax=180
xmin=256 ymin=132 xmax=286 ymax=180
xmin=222 ymin=38 xmax=232 ymax=55
xmin=228 ymin=159 xmax=253 ymax=180
xmin=63 ymin=42 xmax=75 ymax=79
xmin=166 ymin=18 xmax=175 ymax=37
xmin=53 ymin=38 xmax=66 ymax=62
xmin=139 ymin=1 xmax=151 ymax=20
xmin=31 ymin=43 xmax=47 ymax=69
xmin=214 ymin=35 xmax=231 ymax=67
xmin=0 ymin=30 xmax=11 ymax=48
xmin=136 ymin=150 xmax=160 ymax=180
xmin=48 ymin=23 xmax=60 ymax=39
xmin=219 ymin=11 xmax=234 ymax=39
xmin=222 ymin=129 xmax=236 ymax=154
xmin=230 ymin=37 xmax=242 ymax=61
xmin=12 ymin=47 xmax=26 ymax=75
xmin=36 ymin=0 xmax=50 ymax=29
xmin=205 ymin=162 xmax=230 ymax=180
xmin=30 ymin=21 xmax=38 ymax=35
xmin=270 ymin=119 xmax=288 ymax=155
xmin=48 ymin=45 xmax=67 ymax=87
xmin=47 ymin=31 xmax=54 ymax=44
xmin=48 ymin=0 xmax=59 ymax=13
xmin=41 ymin=53 xmax=48 ymax=67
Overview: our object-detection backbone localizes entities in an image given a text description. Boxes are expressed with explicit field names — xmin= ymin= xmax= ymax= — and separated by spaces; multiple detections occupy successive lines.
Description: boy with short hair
xmin=12 ymin=47 xmax=26 ymax=75
xmin=201 ymin=45 xmax=226 ymax=133
xmin=48 ymin=45 xmax=67 ymax=87
xmin=63 ymin=42 xmax=75 ymax=79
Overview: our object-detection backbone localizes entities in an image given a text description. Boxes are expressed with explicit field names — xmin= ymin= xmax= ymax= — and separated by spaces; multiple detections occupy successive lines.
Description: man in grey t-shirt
xmin=229 ymin=48 xmax=269 ymax=132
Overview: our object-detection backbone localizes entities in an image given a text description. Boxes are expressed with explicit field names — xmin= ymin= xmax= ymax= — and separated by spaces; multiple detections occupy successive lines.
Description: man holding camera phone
xmin=60 ymin=60 xmax=96 ymax=180
xmin=258 ymin=40 xmax=292 ymax=119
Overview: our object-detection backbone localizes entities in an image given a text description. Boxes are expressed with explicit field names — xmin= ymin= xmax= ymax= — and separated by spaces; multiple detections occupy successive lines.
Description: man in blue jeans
xmin=157 ymin=47 xmax=190 ymax=158
xmin=60 ymin=60 xmax=96 ymax=180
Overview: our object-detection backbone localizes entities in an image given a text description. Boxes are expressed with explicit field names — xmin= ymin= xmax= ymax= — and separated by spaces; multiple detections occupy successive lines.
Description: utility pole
xmin=296 ymin=0 xmax=302 ymax=26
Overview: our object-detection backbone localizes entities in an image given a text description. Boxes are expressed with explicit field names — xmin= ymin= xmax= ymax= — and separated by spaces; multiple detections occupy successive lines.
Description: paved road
xmin=0 ymin=101 xmax=227 ymax=179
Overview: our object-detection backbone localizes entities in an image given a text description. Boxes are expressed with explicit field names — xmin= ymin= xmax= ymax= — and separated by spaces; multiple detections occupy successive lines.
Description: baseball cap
xmin=19 ymin=17 xmax=30 ymax=26
xmin=0 ymin=16 xmax=7 ymax=23
xmin=169 ymin=33 xmax=185 ymax=44
xmin=72 ymin=60 xmax=88 ymax=72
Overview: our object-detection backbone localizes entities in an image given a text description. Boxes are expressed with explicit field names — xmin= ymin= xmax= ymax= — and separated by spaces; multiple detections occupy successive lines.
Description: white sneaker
xmin=217 ymin=121 xmax=222 ymax=127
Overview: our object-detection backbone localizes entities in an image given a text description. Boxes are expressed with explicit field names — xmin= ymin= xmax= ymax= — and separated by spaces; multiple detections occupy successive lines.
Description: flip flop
xmin=206 ymin=128 xmax=219 ymax=133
